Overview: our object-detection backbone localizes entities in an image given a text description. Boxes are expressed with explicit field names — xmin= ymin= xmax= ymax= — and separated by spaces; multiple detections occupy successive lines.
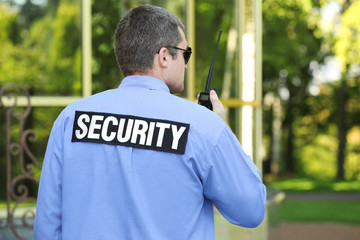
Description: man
xmin=34 ymin=5 xmax=266 ymax=240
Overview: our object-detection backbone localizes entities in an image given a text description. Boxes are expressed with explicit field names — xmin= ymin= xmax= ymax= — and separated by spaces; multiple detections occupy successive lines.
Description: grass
xmin=267 ymin=177 xmax=360 ymax=192
xmin=280 ymin=200 xmax=360 ymax=224
xmin=267 ymin=177 xmax=360 ymax=224
xmin=0 ymin=200 xmax=36 ymax=208
xmin=2 ymin=178 xmax=360 ymax=226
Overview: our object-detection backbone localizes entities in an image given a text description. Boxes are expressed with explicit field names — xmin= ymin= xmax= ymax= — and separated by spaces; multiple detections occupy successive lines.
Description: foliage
xmin=262 ymin=0 xmax=360 ymax=180
xmin=298 ymin=128 xmax=338 ymax=179
xmin=91 ymin=0 xmax=123 ymax=93
xmin=194 ymin=0 xmax=234 ymax=95
xmin=0 ymin=0 xmax=81 ymax=96
xmin=262 ymin=0 xmax=325 ymax=175
xmin=335 ymin=0 xmax=360 ymax=70
xmin=334 ymin=0 xmax=360 ymax=137
xmin=324 ymin=0 xmax=360 ymax=180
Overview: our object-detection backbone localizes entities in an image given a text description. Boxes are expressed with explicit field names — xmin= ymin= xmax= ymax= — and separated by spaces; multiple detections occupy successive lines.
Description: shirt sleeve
xmin=34 ymin=124 xmax=63 ymax=240
xmin=203 ymin=127 xmax=266 ymax=228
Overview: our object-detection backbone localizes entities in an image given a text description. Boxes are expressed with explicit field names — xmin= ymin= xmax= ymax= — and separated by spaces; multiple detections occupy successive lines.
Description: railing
xmin=0 ymin=84 xmax=41 ymax=240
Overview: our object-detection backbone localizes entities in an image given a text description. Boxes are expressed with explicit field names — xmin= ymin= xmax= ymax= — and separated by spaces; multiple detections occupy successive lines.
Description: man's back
xmin=35 ymin=76 xmax=265 ymax=240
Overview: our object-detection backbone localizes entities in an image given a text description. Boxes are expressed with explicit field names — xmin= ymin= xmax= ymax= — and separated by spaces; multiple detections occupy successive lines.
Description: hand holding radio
xmin=208 ymin=89 xmax=226 ymax=122
xmin=197 ymin=30 xmax=226 ymax=122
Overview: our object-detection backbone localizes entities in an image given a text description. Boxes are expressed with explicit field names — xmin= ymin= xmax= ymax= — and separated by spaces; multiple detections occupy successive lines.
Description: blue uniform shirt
xmin=34 ymin=76 xmax=266 ymax=240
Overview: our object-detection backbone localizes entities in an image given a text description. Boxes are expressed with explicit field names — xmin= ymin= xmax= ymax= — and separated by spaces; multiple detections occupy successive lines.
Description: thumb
xmin=209 ymin=90 xmax=226 ymax=122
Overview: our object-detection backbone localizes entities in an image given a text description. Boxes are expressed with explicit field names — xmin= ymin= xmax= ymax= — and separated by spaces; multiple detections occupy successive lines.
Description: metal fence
xmin=0 ymin=84 xmax=40 ymax=240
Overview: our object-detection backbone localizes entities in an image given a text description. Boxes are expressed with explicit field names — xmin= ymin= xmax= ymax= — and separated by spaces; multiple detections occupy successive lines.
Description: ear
xmin=157 ymin=47 xmax=170 ymax=68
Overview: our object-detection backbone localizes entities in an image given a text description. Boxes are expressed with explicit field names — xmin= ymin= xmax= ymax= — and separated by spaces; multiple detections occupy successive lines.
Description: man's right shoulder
xmin=180 ymin=99 xmax=227 ymax=146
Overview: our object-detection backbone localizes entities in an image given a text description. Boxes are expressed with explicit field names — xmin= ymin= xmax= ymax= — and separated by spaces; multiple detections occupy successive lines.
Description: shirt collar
xmin=118 ymin=76 xmax=170 ymax=93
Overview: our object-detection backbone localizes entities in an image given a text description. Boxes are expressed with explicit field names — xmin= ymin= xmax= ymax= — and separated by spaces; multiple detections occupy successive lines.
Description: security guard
xmin=34 ymin=5 xmax=266 ymax=240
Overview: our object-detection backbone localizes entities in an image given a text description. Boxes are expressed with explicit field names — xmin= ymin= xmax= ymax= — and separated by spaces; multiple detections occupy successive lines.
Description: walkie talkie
xmin=198 ymin=30 xmax=222 ymax=110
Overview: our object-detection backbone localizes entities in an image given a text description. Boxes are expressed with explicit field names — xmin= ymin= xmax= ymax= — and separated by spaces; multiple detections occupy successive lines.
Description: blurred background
xmin=0 ymin=0 xmax=359 ymax=239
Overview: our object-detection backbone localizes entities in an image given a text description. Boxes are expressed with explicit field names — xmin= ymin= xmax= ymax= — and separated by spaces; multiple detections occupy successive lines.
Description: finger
xmin=209 ymin=90 xmax=221 ymax=108
xmin=209 ymin=90 xmax=226 ymax=122
xmin=195 ymin=94 xmax=199 ymax=104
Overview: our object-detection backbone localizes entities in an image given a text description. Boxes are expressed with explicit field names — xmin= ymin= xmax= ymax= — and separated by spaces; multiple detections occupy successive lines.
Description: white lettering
xmin=88 ymin=115 xmax=104 ymax=139
xmin=146 ymin=122 xmax=155 ymax=146
xmin=75 ymin=114 xmax=90 ymax=139
xmin=156 ymin=122 xmax=170 ymax=147
xmin=101 ymin=116 xmax=118 ymax=142
xmin=117 ymin=118 xmax=134 ymax=143
xmin=171 ymin=125 xmax=186 ymax=150
xmin=131 ymin=119 xmax=148 ymax=145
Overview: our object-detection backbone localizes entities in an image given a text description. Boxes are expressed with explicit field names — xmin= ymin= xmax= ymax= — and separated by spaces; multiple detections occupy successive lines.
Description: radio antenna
xmin=205 ymin=30 xmax=222 ymax=92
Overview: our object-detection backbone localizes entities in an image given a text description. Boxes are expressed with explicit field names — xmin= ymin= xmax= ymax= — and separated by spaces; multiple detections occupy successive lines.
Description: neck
xmin=132 ymin=69 xmax=166 ymax=85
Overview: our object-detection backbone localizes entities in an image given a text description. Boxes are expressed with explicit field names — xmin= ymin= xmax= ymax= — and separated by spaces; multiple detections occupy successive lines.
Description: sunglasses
xmin=157 ymin=46 xmax=192 ymax=64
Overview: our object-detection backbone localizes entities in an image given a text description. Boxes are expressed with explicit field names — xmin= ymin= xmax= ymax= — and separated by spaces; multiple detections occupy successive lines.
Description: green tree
xmin=91 ymin=0 xmax=124 ymax=93
xmin=262 ymin=0 xmax=325 ymax=175
xmin=195 ymin=0 xmax=234 ymax=95
xmin=333 ymin=0 xmax=360 ymax=179
xmin=48 ymin=0 xmax=81 ymax=95
xmin=0 ymin=0 xmax=81 ymax=95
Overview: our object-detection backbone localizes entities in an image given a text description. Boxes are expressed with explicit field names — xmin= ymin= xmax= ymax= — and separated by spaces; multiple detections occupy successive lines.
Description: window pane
xmin=0 ymin=0 xmax=82 ymax=96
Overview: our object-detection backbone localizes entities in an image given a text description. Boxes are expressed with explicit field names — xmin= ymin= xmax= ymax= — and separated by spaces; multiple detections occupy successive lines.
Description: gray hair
xmin=114 ymin=5 xmax=185 ymax=76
